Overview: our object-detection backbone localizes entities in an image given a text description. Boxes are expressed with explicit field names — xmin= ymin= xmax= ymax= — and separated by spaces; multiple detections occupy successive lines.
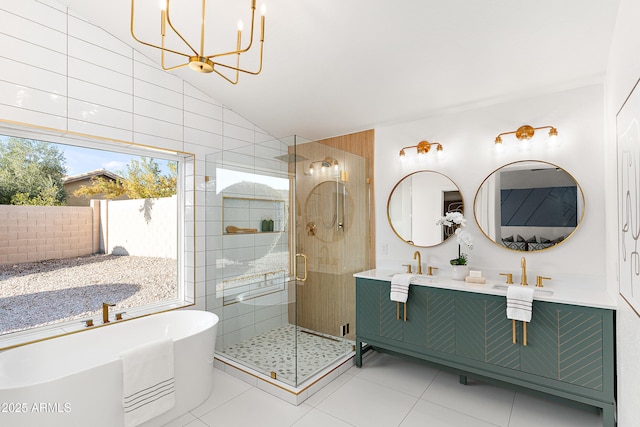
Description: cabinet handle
xmin=295 ymin=253 xmax=308 ymax=282
xmin=511 ymin=320 xmax=528 ymax=346
xmin=396 ymin=302 xmax=408 ymax=321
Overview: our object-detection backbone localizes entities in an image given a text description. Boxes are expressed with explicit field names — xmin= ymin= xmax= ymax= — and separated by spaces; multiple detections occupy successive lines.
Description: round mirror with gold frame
xmin=387 ymin=170 xmax=464 ymax=247
xmin=473 ymin=160 xmax=585 ymax=252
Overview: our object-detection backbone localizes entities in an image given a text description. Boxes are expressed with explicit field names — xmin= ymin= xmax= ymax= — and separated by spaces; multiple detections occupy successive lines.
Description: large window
xmin=0 ymin=133 xmax=193 ymax=348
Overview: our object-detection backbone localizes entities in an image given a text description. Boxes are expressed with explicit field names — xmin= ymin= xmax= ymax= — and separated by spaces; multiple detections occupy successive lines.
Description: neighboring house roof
xmin=62 ymin=169 xmax=121 ymax=184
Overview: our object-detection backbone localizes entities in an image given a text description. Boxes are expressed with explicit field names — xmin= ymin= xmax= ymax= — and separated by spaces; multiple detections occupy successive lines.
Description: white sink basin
xmin=412 ymin=276 xmax=438 ymax=285
xmin=491 ymin=284 xmax=553 ymax=296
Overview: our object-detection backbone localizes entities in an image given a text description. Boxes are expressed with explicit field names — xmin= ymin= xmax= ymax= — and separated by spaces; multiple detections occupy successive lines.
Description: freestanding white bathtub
xmin=0 ymin=310 xmax=218 ymax=427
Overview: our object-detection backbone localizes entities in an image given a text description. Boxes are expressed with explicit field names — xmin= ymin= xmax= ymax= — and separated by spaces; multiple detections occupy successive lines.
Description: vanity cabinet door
xmin=379 ymin=285 xmax=428 ymax=346
xmin=483 ymin=297 xmax=522 ymax=369
xmin=519 ymin=302 xmax=560 ymax=379
xmin=403 ymin=286 xmax=428 ymax=347
xmin=356 ymin=278 xmax=383 ymax=337
xmin=425 ymin=288 xmax=455 ymax=354
xmin=556 ymin=305 xmax=609 ymax=392
xmin=454 ymin=292 xmax=486 ymax=361
xmin=355 ymin=278 xmax=428 ymax=348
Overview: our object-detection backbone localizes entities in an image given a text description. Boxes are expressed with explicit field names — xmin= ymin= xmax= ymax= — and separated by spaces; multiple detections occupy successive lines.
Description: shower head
xmin=274 ymin=153 xmax=308 ymax=163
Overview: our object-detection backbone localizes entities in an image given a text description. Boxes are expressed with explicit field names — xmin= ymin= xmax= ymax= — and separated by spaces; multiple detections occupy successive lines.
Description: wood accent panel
xmin=288 ymin=130 xmax=374 ymax=338
xmin=316 ymin=130 xmax=375 ymax=268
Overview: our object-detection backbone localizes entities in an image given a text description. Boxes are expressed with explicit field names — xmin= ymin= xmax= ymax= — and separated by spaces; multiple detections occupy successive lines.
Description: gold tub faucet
xmin=102 ymin=302 xmax=115 ymax=323
xmin=520 ymin=257 xmax=528 ymax=286
xmin=414 ymin=251 xmax=423 ymax=275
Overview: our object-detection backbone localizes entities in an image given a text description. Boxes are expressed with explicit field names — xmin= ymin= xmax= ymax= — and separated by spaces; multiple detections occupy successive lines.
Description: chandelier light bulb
xmin=131 ymin=0 xmax=266 ymax=83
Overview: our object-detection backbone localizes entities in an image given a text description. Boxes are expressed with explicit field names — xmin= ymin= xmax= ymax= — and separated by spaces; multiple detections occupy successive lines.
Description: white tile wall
xmin=68 ymin=57 xmax=132 ymax=95
xmin=134 ymin=78 xmax=183 ymax=107
xmin=0 ymin=8 xmax=66 ymax=54
xmin=68 ymin=78 xmax=133 ymax=113
xmin=0 ymin=56 xmax=67 ymax=98
xmin=184 ymin=111 xmax=223 ymax=135
xmin=184 ymin=127 xmax=223 ymax=151
xmin=68 ymin=37 xmax=132 ymax=76
xmin=0 ymin=0 xmax=297 ymax=357
xmin=0 ymin=33 xmax=67 ymax=75
xmin=0 ymin=0 xmax=286 ymax=341
xmin=67 ymin=15 xmax=132 ymax=58
xmin=133 ymin=59 xmax=183 ymax=93
xmin=0 ymin=80 xmax=66 ymax=118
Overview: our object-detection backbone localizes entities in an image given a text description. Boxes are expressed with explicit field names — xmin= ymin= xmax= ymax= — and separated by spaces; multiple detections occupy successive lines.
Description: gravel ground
xmin=0 ymin=254 xmax=177 ymax=334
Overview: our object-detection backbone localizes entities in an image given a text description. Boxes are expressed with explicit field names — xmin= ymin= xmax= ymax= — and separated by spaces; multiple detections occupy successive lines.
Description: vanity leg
xmin=602 ymin=403 xmax=616 ymax=427
xmin=355 ymin=338 xmax=363 ymax=368
xmin=459 ymin=375 xmax=468 ymax=385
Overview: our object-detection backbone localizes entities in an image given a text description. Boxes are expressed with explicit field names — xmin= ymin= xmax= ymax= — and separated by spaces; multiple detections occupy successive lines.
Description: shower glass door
xmin=206 ymin=134 xmax=368 ymax=388
xmin=291 ymin=136 xmax=369 ymax=384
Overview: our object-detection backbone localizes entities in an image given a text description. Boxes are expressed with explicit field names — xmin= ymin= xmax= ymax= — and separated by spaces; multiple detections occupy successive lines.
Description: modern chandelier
xmin=131 ymin=0 xmax=266 ymax=84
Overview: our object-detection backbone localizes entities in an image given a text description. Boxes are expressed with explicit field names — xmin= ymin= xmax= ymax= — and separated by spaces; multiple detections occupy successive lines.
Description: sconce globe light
xmin=494 ymin=125 xmax=559 ymax=148
xmin=307 ymin=157 xmax=340 ymax=176
xmin=131 ymin=0 xmax=266 ymax=84
xmin=399 ymin=140 xmax=445 ymax=160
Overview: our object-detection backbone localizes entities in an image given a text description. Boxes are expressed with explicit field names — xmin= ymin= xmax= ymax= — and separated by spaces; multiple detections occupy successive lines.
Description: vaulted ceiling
xmin=57 ymin=0 xmax=620 ymax=141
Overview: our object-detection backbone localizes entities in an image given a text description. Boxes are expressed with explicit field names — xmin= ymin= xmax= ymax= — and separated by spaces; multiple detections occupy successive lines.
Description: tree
xmin=74 ymin=157 xmax=177 ymax=200
xmin=0 ymin=137 xmax=67 ymax=205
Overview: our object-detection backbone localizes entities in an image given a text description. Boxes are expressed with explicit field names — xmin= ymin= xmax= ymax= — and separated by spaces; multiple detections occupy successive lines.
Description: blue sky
xmin=58 ymin=144 xmax=142 ymax=176
xmin=0 ymin=135 xmax=174 ymax=177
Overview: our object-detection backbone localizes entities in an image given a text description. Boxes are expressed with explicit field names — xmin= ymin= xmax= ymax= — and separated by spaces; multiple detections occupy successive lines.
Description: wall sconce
xmin=494 ymin=125 xmax=559 ymax=149
xmin=399 ymin=140 xmax=445 ymax=160
xmin=307 ymin=157 xmax=339 ymax=176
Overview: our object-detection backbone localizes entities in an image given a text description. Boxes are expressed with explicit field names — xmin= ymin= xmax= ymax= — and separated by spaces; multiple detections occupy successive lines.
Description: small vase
xmin=451 ymin=265 xmax=469 ymax=281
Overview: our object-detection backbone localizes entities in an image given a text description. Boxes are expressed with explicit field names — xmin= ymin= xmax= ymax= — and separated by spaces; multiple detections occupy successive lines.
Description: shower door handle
xmin=295 ymin=253 xmax=308 ymax=282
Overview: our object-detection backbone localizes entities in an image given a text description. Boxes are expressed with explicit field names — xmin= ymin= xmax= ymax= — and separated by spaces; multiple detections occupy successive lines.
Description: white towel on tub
xmin=119 ymin=338 xmax=176 ymax=427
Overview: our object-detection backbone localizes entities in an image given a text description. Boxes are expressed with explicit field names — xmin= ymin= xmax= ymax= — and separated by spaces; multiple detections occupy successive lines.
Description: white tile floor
xmin=164 ymin=352 xmax=603 ymax=427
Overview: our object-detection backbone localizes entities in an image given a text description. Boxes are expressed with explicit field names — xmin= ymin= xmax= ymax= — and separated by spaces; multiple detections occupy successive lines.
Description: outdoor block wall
xmin=0 ymin=205 xmax=94 ymax=265
xmin=103 ymin=196 xmax=177 ymax=259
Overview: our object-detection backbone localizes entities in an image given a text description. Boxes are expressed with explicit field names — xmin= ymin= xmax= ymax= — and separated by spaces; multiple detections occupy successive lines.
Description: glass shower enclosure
xmin=205 ymin=135 xmax=369 ymax=388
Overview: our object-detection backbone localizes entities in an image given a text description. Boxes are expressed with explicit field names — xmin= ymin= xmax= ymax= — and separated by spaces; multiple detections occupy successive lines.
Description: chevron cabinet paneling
xmin=355 ymin=278 xmax=616 ymax=427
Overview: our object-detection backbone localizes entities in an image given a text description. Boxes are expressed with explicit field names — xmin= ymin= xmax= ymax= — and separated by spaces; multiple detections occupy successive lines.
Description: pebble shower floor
xmin=221 ymin=324 xmax=353 ymax=386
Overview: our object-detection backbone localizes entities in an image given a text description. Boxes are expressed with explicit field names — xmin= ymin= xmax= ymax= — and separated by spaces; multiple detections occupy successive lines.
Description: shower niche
xmin=222 ymin=196 xmax=285 ymax=234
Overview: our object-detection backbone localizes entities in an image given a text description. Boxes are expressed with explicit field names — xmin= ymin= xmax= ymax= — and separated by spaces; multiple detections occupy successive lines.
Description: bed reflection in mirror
xmin=474 ymin=160 xmax=584 ymax=252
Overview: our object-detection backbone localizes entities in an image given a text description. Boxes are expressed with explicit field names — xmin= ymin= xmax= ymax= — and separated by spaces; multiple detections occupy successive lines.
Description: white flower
xmin=455 ymin=228 xmax=474 ymax=250
xmin=436 ymin=211 xmax=466 ymax=227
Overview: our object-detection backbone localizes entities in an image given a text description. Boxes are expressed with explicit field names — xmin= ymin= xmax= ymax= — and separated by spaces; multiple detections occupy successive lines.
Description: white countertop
xmin=354 ymin=269 xmax=617 ymax=310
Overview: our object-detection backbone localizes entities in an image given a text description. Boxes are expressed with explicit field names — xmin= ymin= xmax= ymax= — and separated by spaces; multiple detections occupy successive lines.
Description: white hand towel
xmin=119 ymin=338 xmax=175 ymax=427
xmin=506 ymin=286 xmax=535 ymax=322
xmin=390 ymin=273 xmax=416 ymax=303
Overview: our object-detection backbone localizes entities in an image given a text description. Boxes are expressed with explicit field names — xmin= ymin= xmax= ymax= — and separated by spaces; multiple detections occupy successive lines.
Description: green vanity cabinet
xmin=355 ymin=278 xmax=616 ymax=426
xmin=358 ymin=279 xmax=428 ymax=348
xmin=356 ymin=279 xmax=456 ymax=355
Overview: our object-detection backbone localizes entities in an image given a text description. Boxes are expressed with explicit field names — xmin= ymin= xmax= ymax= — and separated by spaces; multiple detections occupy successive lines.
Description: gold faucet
xmin=427 ymin=266 xmax=438 ymax=276
xmin=414 ymin=251 xmax=423 ymax=275
xmin=536 ymin=276 xmax=551 ymax=287
xmin=102 ymin=302 xmax=115 ymax=323
xmin=520 ymin=257 xmax=528 ymax=286
xmin=499 ymin=273 xmax=514 ymax=284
